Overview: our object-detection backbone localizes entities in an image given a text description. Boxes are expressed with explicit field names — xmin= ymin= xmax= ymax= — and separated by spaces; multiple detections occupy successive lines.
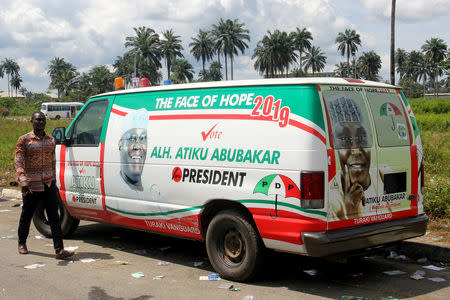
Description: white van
xmin=37 ymin=78 xmax=427 ymax=281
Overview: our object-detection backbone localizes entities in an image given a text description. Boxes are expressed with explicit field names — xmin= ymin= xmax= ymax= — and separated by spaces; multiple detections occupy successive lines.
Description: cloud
xmin=362 ymin=0 xmax=450 ymax=22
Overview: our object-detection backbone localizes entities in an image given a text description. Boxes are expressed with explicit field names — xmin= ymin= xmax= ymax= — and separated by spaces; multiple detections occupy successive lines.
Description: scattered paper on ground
xmin=152 ymin=275 xmax=165 ymax=280
xmin=35 ymin=235 xmax=45 ymax=239
xmin=157 ymin=261 xmax=169 ymax=266
xmin=80 ymin=258 xmax=96 ymax=263
xmin=428 ymin=277 xmax=446 ymax=282
xmin=131 ymin=272 xmax=144 ymax=278
xmin=24 ymin=263 xmax=45 ymax=269
xmin=383 ymin=270 xmax=406 ymax=276
xmin=64 ymin=246 xmax=78 ymax=251
xmin=423 ymin=265 xmax=446 ymax=271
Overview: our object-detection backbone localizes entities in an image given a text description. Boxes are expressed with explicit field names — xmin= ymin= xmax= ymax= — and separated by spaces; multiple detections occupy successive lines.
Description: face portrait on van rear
xmin=119 ymin=128 xmax=147 ymax=185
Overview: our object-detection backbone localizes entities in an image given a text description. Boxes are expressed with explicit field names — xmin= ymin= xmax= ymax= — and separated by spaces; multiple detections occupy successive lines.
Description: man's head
xmin=31 ymin=112 xmax=46 ymax=133
xmin=118 ymin=109 xmax=148 ymax=186
xmin=328 ymin=96 xmax=372 ymax=189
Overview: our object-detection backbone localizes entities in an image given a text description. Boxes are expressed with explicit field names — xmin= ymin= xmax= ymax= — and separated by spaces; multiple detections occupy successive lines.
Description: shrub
xmin=399 ymin=77 xmax=424 ymax=98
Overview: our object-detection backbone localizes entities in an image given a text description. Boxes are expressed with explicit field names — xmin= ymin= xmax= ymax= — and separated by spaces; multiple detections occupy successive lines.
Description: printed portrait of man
xmin=118 ymin=108 xmax=148 ymax=191
xmin=327 ymin=96 xmax=373 ymax=219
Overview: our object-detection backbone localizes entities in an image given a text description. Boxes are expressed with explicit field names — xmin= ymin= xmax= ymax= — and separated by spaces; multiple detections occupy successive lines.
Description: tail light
xmin=300 ymin=171 xmax=324 ymax=209
xmin=420 ymin=162 xmax=424 ymax=195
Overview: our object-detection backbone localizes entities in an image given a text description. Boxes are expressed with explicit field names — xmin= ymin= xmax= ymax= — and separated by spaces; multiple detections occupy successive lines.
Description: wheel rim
xmin=222 ymin=230 xmax=245 ymax=264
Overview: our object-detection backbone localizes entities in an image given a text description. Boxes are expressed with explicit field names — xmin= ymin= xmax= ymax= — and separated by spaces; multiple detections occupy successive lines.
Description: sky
xmin=0 ymin=0 xmax=449 ymax=94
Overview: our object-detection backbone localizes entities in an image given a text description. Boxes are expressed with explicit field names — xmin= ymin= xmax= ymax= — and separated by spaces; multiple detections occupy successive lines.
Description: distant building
xmin=0 ymin=91 xmax=26 ymax=98
xmin=45 ymin=93 xmax=59 ymax=99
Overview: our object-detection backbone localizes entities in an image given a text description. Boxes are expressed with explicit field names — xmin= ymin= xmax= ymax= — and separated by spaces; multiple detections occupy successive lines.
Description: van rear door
xmin=321 ymin=85 xmax=380 ymax=227
xmin=365 ymin=88 xmax=418 ymax=220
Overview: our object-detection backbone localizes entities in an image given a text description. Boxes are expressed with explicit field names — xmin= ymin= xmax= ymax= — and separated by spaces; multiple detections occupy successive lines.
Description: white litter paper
xmin=0 ymin=210 xmax=11 ymax=212
xmin=64 ymin=246 xmax=78 ymax=251
xmin=157 ymin=261 xmax=169 ymax=266
xmin=423 ymin=265 xmax=446 ymax=271
xmin=80 ymin=258 xmax=96 ymax=263
xmin=428 ymin=277 xmax=446 ymax=282
xmin=131 ymin=272 xmax=144 ymax=278
xmin=383 ymin=270 xmax=406 ymax=275
xmin=24 ymin=263 xmax=45 ymax=269
xmin=193 ymin=261 xmax=204 ymax=267
xmin=34 ymin=235 xmax=45 ymax=239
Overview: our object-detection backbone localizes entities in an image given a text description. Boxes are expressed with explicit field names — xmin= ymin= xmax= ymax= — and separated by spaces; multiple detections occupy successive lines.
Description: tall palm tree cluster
xmin=396 ymin=38 xmax=448 ymax=95
xmin=0 ymin=58 xmax=22 ymax=96
xmin=5 ymin=18 xmax=449 ymax=102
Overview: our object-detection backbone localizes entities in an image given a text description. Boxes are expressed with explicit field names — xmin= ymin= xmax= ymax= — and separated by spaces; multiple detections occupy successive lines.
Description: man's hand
xmin=21 ymin=185 xmax=31 ymax=195
xmin=341 ymin=165 xmax=366 ymax=216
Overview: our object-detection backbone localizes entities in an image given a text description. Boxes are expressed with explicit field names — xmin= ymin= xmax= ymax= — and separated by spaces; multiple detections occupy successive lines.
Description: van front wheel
xmin=206 ymin=210 xmax=263 ymax=281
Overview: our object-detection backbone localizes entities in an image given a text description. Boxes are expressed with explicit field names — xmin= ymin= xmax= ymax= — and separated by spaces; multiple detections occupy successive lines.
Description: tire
xmin=33 ymin=199 xmax=80 ymax=238
xmin=55 ymin=115 xmax=61 ymax=120
xmin=206 ymin=210 xmax=264 ymax=281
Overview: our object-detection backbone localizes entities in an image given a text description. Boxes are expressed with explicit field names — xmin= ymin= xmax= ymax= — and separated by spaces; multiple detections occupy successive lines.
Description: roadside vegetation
xmin=1 ymin=97 xmax=448 ymax=220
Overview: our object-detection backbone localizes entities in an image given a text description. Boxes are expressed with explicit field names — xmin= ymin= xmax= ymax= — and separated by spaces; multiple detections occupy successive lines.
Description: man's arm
xmin=14 ymin=136 xmax=29 ymax=193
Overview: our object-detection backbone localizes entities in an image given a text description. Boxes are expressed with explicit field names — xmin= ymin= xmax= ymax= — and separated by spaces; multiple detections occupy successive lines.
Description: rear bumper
xmin=302 ymin=214 xmax=428 ymax=257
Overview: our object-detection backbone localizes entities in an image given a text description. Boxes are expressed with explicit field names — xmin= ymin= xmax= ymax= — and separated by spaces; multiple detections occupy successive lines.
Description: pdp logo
xmin=172 ymin=167 xmax=182 ymax=182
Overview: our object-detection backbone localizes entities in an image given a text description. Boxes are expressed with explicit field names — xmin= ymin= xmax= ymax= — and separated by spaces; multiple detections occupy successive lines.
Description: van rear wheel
xmin=206 ymin=210 xmax=264 ymax=281
xmin=33 ymin=199 xmax=79 ymax=238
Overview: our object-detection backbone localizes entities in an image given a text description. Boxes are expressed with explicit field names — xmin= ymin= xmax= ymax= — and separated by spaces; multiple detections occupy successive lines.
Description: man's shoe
xmin=55 ymin=249 xmax=74 ymax=259
xmin=18 ymin=244 xmax=28 ymax=254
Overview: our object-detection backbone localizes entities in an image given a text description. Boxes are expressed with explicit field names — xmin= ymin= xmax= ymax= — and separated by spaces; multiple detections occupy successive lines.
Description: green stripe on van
xmin=237 ymin=199 xmax=327 ymax=217
xmin=114 ymin=85 xmax=325 ymax=130
xmin=105 ymin=204 xmax=203 ymax=217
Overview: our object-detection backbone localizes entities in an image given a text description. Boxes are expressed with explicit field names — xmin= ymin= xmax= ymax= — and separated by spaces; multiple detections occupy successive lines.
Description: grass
xmin=0 ymin=117 xmax=71 ymax=187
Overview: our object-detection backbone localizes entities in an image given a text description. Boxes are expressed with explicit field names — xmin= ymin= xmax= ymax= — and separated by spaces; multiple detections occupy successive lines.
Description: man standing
xmin=15 ymin=111 xmax=74 ymax=259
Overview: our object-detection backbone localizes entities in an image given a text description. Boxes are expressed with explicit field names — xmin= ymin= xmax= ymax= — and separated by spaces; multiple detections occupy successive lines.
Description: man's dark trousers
xmin=18 ymin=182 xmax=64 ymax=253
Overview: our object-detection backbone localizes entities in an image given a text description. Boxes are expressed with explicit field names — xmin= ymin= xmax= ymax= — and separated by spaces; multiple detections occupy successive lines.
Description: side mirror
xmin=52 ymin=127 xmax=66 ymax=145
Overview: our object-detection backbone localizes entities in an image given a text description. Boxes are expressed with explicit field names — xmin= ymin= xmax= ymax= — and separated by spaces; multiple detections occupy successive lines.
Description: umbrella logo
xmin=380 ymin=102 xmax=402 ymax=131
xmin=253 ymin=174 xmax=300 ymax=219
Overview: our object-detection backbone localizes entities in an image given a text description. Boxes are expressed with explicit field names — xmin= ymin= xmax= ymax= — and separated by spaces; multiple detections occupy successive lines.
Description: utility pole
xmin=390 ymin=0 xmax=396 ymax=85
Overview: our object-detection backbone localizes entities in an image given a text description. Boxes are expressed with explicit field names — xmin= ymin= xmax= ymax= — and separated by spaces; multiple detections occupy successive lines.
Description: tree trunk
xmin=390 ymin=0 xmax=396 ymax=85
xmin=230 ymin=54 xmax=234 ymax=80
xmin=224 ymin=53 xmax=228 ymax=80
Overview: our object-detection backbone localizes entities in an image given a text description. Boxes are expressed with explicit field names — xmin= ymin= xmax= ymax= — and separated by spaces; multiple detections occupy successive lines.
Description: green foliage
xmin=0 ymin=97 xmax=41 ymax=116
xmin=0 ymin=118 xmax=71 ymax=186
xmin=399 ymin=77 xmax=424 ymax=98
xmin=409 ymin=96 xmax=450 ymax=217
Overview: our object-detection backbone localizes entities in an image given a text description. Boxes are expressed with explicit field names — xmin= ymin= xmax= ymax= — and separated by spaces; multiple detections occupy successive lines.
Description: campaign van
xmin=35 ymin=78 xmax=427 ymax=281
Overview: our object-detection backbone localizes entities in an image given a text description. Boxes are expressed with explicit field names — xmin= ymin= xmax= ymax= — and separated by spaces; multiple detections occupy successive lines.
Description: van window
xmin=322 ymin=89 xmax=373 ymax=149
xmin=68 ymin=100 xmax=108 ymax=146
xmin=366 ymin=91 xmax=410 ymax=147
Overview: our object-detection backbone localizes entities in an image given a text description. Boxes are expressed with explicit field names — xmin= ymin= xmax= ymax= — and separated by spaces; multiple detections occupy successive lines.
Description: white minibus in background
xmin=41 ymin=102 xmax=84 ymax=119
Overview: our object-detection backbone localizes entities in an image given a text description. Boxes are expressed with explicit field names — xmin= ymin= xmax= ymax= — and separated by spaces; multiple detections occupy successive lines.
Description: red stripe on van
xmin=344 ymin=78 xmax=365 ymax=83
xmin=59 ymin=145 xmax=66 ymax=204
xmin=410 ymin=145 xmax=418 ymax=214
xmin=111 ymin=108 xmax=326 ymax=144
xmin=111 ymin=107 xmax=127 ymax=116
xmin=100 ymin=142 xmax=106 ymax=210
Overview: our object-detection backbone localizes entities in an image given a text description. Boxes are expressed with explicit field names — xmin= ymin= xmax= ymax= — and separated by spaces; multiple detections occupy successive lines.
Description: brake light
xmin=420 ymin=162 xmax=424 ymax=195
xmin=300 ymin=171 xmax=324 ymax=209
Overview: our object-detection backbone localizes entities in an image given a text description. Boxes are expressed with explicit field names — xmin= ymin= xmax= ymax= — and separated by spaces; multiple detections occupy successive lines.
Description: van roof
xmin=95 ymin=77 xmax=398 ymax=98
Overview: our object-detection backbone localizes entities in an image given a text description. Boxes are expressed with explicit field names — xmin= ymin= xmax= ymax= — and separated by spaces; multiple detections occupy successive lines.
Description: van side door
xmin=59 ymin=99 xmax=110 ymax=221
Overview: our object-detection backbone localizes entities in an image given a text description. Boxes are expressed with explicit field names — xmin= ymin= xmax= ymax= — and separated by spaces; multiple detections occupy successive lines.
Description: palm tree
xmin=212 ymin=18 xmax=250 ymax=80
xmin=211 ymin=19 xmax=228 ymax=79
xmin=48 ymin=57 xmax=76 ymax=98
xmin=10 ymin=74 xmax=23 ymax=96
xmin=160 ymin=29 xmax=184 ymax=80
xmin=252 ymin=30 xmax=297 ymax=78
xmin=2 ymin=58 xmax=20 ymax=97
xmin=89 ymin=65 xmax=115 ymax=94
xmin=199 ymin=61 xmax=223 ymax=82
xmin=334 ymin=62 xmax=349 ymax=77
xmin=395 ymin=48 xmax=408 ymax=79
xmin=190 ymin=29 xmax=215 ymax=75
xmin=415 ymin=57 xmax=433 ymax=95
xmin=421 ymin=37 xmax=448 ymax=95
xmin=113 ymin=53 xmax=134 ymax=87
xmin=59 ymin=69 xmax=79 ymax=96
xmin=125 ymin=26 xmax=161 ymax=73
xmin=404 ymin=51 xmax=424 ymax=81
xmin=335 ymin=29 xmax=361 ymax=77
xmin=170 ymin=59 xmax=194 ymax=83
xmin=303 ymin=46 xmax=326 ymax=76
xmin=390 ymin=0 xmax=396 ymax=84
xmin=291 ymin=27 xmax=313 ymax=70
xmin=358 ymin=51 xmax=382 ymax=81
